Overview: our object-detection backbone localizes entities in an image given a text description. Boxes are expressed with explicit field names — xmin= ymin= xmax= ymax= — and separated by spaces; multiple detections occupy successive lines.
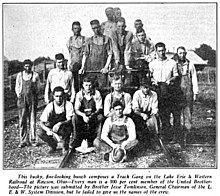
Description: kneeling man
xmin=38 ymin=86 xmax=73 ymax=153
xmin=95 ymin=101 xmax=138 ymax=162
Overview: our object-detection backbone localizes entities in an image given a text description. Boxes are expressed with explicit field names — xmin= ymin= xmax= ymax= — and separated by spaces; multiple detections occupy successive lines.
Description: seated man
xmin=104 ymin=74 xmax=132 ymax=118
xmin=132 ymin=78 xmax=160 ymax=150
xmin=71 ymin=76 xmax=104 ymax=149
xmin=38 ymin=86 xmax=73 ymax=153
xmin=95 ymin=101 xmax=138 ymax=162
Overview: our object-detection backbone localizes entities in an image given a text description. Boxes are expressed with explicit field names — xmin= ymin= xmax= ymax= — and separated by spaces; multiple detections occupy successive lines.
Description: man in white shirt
xmin=171 ymin=46 xmax=199 ymax=145
xmin=132 ymin=78 xmax=160 ymax=150
xmin=44 ymin=53 xmax=75 ymax=104
xmin=149 ymin=42 xmax=178 ymax=139
xmin=38 ymin=86 xmax=74 ymax=153
xmin=15 ymin=59 xmax=40 ymax=148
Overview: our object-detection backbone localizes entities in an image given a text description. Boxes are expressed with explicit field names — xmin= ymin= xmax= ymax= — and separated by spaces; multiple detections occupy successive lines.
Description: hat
xmin=110 ymin=147 xmax=127 ymax=163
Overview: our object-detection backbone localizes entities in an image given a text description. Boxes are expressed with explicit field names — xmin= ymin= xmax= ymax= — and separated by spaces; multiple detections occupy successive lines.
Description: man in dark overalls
xmin=67 ymin=21 xmax=85 ymax=92
xmin=95 ymin=101 xmax=138 ymax=162
xmin=38 ymin=86 xmax=73 ymax=153
xmin=79 ymin=19 xmax=113 ymax=89
xmin=104 ymin=74 xmax=132 ymax=117
xmin=15 ymin=59 xmax=40 ymax=148
xmin=171 ymin=46 xmax=198 ymax=145
xmin=71 ymin=76 xmax=104 ymax=149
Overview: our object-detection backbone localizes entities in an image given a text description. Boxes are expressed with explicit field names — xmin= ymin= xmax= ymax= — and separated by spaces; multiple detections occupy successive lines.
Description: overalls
xmin=68 ymin=36 xmax=85 ymax=92
xmin=17 ymin=72 xmax=38 ymax=144
xmin=38 ymin=102 xmax=72 ymax=150
xmin=74 ymin=92 xmax=99 ymax=147
xmin=110 ymin=93 xmax=125 ymax=110
xmin=85 ymin=36 xmax=108 ymax=88
xmin=177 ymin=61 xmax=193 ymax=131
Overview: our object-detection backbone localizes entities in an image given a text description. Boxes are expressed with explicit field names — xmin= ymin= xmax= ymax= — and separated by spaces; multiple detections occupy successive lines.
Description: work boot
xmin=48 ymin=146 xmax=57 ymax=153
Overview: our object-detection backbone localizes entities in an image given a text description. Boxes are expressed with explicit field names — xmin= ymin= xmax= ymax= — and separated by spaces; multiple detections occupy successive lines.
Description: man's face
xmin=53 ymin=91 xmax=64 ymax=106
xmin=117 ymin=21 xmax=126 ymax=34
xmin=83 ymin=81 xmax=92 ymax=93
xmin=56 ymin=59 xmax=65 ymax=70
xmin=112 ymin=79 xmax=122 ymax=91
xmin=141 ymin=86 xmax=150 ymax=95
xmin=106 ymin=10 xmax=114 ymax=21
xmin=91 ymin=24 xmax=101 ymax=35
xmin=177 ymin=48 xmax=187 ymax=61
xmin=156 ymin=46 xmax=166 ymax=59
xmin=24 ymin=64 xmax=32 ymax=73
xmin=114 ymin=9 xmax=121 ymax=21
xmin=72 ymin=25 xmax=81 ymax=35
xmin=134 ymin=21 xmax=143 ymax=31
xmin=137 ymin=32 xmax=146 ymax=43
xmin=114 ymin=105 xmax=123 ymax=118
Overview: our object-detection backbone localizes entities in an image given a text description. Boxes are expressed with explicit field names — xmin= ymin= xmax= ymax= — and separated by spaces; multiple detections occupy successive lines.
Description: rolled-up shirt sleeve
xmin=190 ymin=63 xmax=199 ymax=94
xmin=126 ymin=118 xmax=136 ymax=142
xmin=95 ymin=90 xmax=103 ymax=111
xmin=124 ymin=32 xmax=133 ymax=66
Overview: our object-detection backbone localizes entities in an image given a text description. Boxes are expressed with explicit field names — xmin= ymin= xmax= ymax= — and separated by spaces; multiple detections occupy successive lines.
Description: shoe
xmin=32 ymin=142 xmax=41 ymax=147
xmin=48 ymin=147 xmax=56 ymax=153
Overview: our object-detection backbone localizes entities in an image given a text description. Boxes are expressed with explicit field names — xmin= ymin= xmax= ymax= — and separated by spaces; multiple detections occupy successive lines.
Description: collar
xmin=141 ymin=90 xmax=152 ymax=98
xmin=73 ymin=34 xmax=82 ymax=39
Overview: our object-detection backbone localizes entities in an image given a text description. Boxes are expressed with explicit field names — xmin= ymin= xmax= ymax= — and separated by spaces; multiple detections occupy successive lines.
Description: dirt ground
xmin=3 ymin=83 xmax=216 ymax=169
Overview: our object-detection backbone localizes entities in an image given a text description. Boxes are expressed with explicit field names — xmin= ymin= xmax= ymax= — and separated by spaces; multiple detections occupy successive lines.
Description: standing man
xmin=132 ymin=78 xmax=160 ymax=150
xmin=131 ymin=29 xmax=155 ymax=86
xmin=172 ymin=46 xmax=199 ymax=145
xmin=149 ymin=42 xmax=178 ymax=139
xmin=101 ymin=7 xmax=117 ymax=38
xmin=38 ymin=86 xmax=73 ymax=153
xmin=44 ymin=53 xmax=75 ymax=104
xmin=79 ymin=19 xmax=113 ymax=89
xmin=71 ymin=76 xmax=104 ymax=149
xmin=15 ymin=59 xmax=40 ymax=148
xmin=104 ymin=74 xmax=132 ymax=117
xmin=111 ymin=17 xmax=133 ymax=70
xmin=113 ymin=7 xmax=122 ymax=23
xmin=95 ymin=101 xmax=138 ymax=162
xmin=67 ymin=21 xmax=86 ymax=92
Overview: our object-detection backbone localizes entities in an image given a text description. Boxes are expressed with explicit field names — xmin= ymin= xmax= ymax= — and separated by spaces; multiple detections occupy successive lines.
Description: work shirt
xmin=149 ymin=57 xmax=178 ymax=82
xmin=101 ymin=115 xmax=136 ymax=144
xmin=132 ymin=89 xmax=158 ymax=115
xmin=67 ymin=35 xmax=86 ymax=71
xmin=15 ymin=71 xmax=40 ymax=97
xmin=104 ymin=92 xmax=132 ymax=117
xmin=44 ymin=68 xmax=75 ymax=103
xmin=75 ymin=89 xmax=103 ymax=112
xmin=40 ymin=101 xmax=74 ymax=122
xmin=110 ymin=30 xmax=133 ymax=66
xmin=101 ymin=21 xmax=117 ymax=38
xmin=131 ymin=37 xmax=155 ymax=61
xmin=84 ymin=35 xmax=113 ymax=57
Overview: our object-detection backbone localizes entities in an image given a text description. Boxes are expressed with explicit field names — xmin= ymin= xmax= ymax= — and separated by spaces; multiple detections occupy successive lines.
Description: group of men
xmin=15 ymin=7 xmax=198 ymax=163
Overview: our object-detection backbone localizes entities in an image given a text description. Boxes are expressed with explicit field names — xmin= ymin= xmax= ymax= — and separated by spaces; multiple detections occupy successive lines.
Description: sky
xmin=3 ymin=3 xmax=216 ymax=61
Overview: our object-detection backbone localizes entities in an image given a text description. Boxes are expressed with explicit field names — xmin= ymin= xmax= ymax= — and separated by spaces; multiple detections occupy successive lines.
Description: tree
xmin=195 ymin=44 xmax=216 ymax=67
xmin=34 ymin=56 xmax=52 ymax=65
xmin=8 ymin=60 xmax=23 ymax=75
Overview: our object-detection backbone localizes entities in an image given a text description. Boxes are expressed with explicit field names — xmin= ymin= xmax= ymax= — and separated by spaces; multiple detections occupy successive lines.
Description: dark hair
xmin=134 ymin=19 xmax=143 ymax=24
xmin=155 ymin=42 xmax=166 ymax=50
xmin=177 ymin=46 xmax=186 ymax=52
xmin=83 ymin=76 xmax=94 ymax=84
xmin=136 ymin=28 xmax=145 ymax=35
xmin=111 ymin=73 xmax=123 ymax=83
xmin=90 ymin=19 xmax=100 ymax=26
xmin=23 ymin=59 xmax=33 ymax=66
xmin=105 ymin=7 xmax=113 ymax=13
xmin=117 ymin=17 xmax=126 ymax=23
xmin=55 ymin=53 xmax=64 ymax=60
xmin=113 ymin=100 xmax=124 ymax=109
xmin=53 ymin=86 xmax=64 ymax=95
xmin=72 ymin=21 xmax=81 ymax=28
